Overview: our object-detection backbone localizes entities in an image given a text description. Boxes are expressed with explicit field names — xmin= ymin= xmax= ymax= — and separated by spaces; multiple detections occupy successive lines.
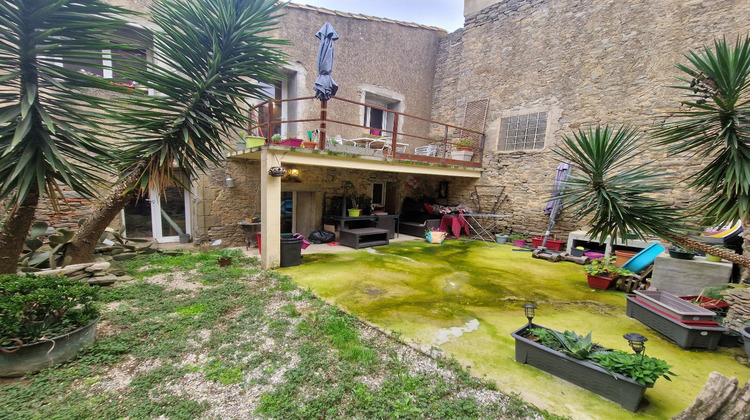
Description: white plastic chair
xmin=414 ymin=144 xmax=438 ymax=157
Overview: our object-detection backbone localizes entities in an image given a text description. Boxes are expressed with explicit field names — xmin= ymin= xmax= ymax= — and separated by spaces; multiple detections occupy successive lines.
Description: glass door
xmin=123 ymin=183 xmax=191 ymax=242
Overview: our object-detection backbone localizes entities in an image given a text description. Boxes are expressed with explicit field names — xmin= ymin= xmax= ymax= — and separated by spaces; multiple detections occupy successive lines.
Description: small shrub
xmin=0 ymin=274 xmax=99 ymax=346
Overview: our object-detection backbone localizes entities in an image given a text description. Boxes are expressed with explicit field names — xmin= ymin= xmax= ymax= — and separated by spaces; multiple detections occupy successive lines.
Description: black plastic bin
xmin=280 ymin=234 xmax=302 ymax=267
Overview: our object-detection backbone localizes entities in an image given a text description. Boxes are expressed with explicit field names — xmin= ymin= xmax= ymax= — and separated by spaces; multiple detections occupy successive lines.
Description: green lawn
xmin=281 ymin=240 xmax=750 ymax=420
xmin=0 ymin=251 xmax=551 ymax=419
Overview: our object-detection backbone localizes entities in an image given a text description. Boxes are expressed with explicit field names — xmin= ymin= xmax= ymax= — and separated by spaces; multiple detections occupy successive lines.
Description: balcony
xmin=228 ymin=96 xmax=485 ymax=174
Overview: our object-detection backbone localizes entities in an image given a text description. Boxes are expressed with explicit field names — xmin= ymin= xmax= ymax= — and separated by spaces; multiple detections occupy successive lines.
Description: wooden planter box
xmin=512 ymin=324 xmax=652 ymax=412
xmin=625 ymin=296 xmax=726 ymax=349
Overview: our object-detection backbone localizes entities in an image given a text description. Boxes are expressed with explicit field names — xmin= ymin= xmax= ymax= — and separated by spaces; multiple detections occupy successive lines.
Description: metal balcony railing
xmin=247 ymin=96 xmax=485 ymax=168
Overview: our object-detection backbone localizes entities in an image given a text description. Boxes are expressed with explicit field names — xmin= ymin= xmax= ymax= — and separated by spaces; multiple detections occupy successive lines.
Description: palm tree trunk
xmin=0 ymin=188 xmax=39 ymax=274
xmin=667 ymin=233 xmax=750 ymax=271
xmin=65 ymin=166 xmax=145 ymax=265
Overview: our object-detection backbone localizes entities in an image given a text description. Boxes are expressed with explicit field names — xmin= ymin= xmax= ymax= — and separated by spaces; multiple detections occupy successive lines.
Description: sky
xmin=288 ymin=0 xmax=465 ymax=32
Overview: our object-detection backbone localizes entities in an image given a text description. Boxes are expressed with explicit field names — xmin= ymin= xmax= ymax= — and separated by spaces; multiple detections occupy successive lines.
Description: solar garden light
xmin=623 ymin=332 xmax=648 ymax=357
xmin=522 ymin=304 xmax=537 ymax=328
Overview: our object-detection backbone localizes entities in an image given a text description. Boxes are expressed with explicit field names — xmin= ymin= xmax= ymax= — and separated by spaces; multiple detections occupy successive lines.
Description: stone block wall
xmin=271 ymin=4 xmax=445 ymax=142
xmin=431 ymin=0 xmax=750 ymax=239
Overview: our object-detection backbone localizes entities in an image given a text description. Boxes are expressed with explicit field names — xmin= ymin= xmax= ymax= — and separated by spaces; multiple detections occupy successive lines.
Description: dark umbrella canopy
xmin=312 ymin=22 xmax=339 ymax=101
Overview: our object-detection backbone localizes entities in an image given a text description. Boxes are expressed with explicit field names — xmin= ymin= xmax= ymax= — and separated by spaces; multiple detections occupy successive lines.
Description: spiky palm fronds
xmin=654 ymin=36 xmax=750 ymax=224
xmin=0 ymin=0 xmax=134 ymax=209
xmin=112 ymin=0 xmax=288 ymax=194
xmin=554 ymin=125 xmax=683 ymax=244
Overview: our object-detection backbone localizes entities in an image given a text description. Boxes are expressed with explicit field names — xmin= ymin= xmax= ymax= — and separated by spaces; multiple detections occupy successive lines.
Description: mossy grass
xmin=282 ymin=240 xmax=749 ymax=420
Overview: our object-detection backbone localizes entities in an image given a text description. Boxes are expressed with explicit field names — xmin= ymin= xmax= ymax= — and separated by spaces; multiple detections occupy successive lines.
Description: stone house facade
xmin=29 ymin=0 xmax=750 ymax=251
xmin=432 ymin=0 xmax=750 ymax=238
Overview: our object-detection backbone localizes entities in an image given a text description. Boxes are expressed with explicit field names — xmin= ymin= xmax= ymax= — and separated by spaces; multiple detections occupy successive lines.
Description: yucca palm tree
xmin=0 ymin=0 xmax=135 ymax=273
xmin=554 ymin=125 xmax=684 ymax=243
xmin=64 ymin=0 xmax=288 ymax=263
xmin=556 ymin=125 xmax=750 ymax=269
xmin=653 ymin=36 xmax=750 ymax=273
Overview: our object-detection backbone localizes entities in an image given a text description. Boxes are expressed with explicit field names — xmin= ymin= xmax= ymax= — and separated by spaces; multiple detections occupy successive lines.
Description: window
xmin=360 ymin=89 xmax=403 ymax=136
xmin=57 ymin=27 xmax=150 ymax=86
xmin=254 ymin=69 xmax=299 ymax=137
xmin=371 ymin=182 xmax=385 ymax=207
xmin=499 ymin=112 xmax=548 ymax=151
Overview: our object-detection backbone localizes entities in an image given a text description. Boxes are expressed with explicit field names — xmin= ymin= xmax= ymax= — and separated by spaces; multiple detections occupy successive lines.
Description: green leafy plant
xmin=271 ymin=134 xmax=282 ymax=143
xmin=508 ymin=234 xmax=525 ymax=240
xmin=554 ymin=125 xmax=682 ymax=245
xmin=525 ymin=326 xmax=675 ymax=385
xmin=457 ymin=138 xmax=473 ymax=146
xmin=584 ymin=256 xmax=632 ymax=278
xmin=593 ymin=351 xmax=676 ymax=385
xmin=18 ymin=222 xmax=76 ymax=271
xmin=216 ymin=248 xmax=241 ymax=259
xmin=550 ymin=330 xmax=604 ymax=360
xmin=0 ymin=274 xmax=99 ymax=346
xmin=528 ymin=327 xmax=607 ymax=360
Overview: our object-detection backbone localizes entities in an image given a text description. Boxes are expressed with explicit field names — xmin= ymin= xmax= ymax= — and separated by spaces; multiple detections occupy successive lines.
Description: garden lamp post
xmin=523 ymin=304 xmax=537 ymax=328
xmin=623 ymin=332 xmax=648 ymax=358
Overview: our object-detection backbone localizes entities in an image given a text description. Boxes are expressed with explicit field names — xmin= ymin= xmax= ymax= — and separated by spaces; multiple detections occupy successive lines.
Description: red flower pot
xmin=587 ymin=274 xmax=617 ymax=290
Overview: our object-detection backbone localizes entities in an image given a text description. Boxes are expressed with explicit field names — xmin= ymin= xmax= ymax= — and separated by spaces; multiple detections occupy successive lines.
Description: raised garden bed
xmin=0 ymin=318 xmax=98 ymax=377
xmin=634 ymin=290 xmax=715 ymax=322
xmin=625 ymin=296 xmax=726 ymax=349
xmin=512 ymin=324 xmax=654 ymax=412
xmin=678 ymin=295 xmax=729 ymax=314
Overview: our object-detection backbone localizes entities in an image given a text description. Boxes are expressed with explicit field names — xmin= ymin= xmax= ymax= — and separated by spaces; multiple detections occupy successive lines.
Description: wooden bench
xmin=339 ymin=228 xmax=389 ymax=249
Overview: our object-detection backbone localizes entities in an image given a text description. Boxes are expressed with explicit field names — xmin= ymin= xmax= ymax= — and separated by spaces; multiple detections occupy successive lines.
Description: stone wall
xmin=431 ymin=0 xmax=750 ymax=239
xmin=270 ymin=4 xmax=445 ymax=142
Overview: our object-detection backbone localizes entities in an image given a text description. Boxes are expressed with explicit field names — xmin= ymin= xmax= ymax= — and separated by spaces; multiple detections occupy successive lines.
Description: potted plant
xmin=450 ymin=138 xmax=474 ymax=161
xmin=584 ymin=256 xmax=631 ymax=289
xmin=270 ymin=133 xmax=282 ymax=144
xmin=425 ymin=227 xmax=447 ymax=244
xmin=347 ymin=194 xmax=361 ymax=217
xmin=513 ymin=324 xmax=675 ymax=412
xmin=455 ymin=138 xmax=474 ymax=151
xmin=244 ymin=134 xmax=266 ymax=148
xmin=357 ymin=194 xmax=372 ymax=215
xmin=216 ymin=248 xmax=238 ymax=267
xmin=1 ymin=274 xmax=99 ymax=377
xmin=668 ymin=245 xmax=696 ymax=260
xmin=509 ymin=234 xmax=526 ymax=247
xmin=495 ymin=233 xmax=509 ymax=244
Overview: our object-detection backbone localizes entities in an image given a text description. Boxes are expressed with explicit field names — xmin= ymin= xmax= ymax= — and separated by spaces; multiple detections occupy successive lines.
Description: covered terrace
xmin=229 ymin=96 xmax=486 ymax=268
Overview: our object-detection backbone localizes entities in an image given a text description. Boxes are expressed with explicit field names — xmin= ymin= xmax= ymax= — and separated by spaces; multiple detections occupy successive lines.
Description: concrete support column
xmin=260 ymin=149 xmax=281 ymax=269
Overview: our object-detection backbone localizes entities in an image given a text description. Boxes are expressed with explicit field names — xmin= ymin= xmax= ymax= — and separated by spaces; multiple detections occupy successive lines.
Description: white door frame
xmin=121 ymin=184 xmax=192 ymax=243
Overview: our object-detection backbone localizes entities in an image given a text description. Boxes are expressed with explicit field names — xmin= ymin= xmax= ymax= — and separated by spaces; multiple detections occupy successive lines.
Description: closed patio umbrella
xmin=312 ymin=22 xmax=338 ymax=101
